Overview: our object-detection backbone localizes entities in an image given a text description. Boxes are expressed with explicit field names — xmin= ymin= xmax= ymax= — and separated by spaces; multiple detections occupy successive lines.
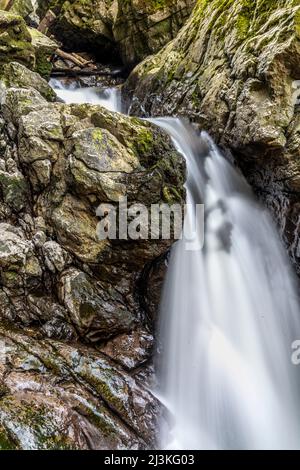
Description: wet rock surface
xmin=124 ymin=0 xmax=300 ymax=275
xmin=0 ymin=49 xmax=185 ymax=447
xmin=0 ymin=325 xmax=158 ymax=449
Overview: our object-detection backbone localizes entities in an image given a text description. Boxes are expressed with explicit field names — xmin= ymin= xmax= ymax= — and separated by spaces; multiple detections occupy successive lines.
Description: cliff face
xmin=113 ymin=0 xmax=196 ymax=66
xmin=6 ymin=0 xmax=196 ymax=66
xmin=0 ymin=10 xmax=186 ymax=449
xmin=124 ymin=0 xmax=300 ymax=274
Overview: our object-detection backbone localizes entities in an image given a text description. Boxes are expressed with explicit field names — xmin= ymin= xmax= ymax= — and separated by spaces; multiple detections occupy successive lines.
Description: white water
xmin=156 ymin=119 xmax=300 ymax=450
xmin=51 ymin=82 xmax=300 ymax=449
xmin=50 ymin=79 xmax=122 ymax=112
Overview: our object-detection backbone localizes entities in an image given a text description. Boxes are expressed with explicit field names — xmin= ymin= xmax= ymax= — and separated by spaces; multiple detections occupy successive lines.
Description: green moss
xmin=0 ymin=429 xmax=17 ymax=450
xmin=191 ymin=0 xmax=300 ymax=43
xmin=0 ymin=171 xmax=28 ymax=212
xmin=133 ymin=128 xmax=154 ymax=155
xmin=163 ymin=185 xmax=182 ymax=204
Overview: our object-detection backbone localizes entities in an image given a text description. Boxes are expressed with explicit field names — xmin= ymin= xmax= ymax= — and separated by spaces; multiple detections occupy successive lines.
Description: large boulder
xmin=0 ymin=61 xmax=185 ymax=448
xmin=35 ymin=0 xmax=196 ymax=66
xmin=0 ymin=10 xmax=56 ymax=76
xmin=124 ymin=0 xmax=300 ymax=275
xmin=0 ymin=10 xmax=35 ymax=68
xmin=0 ymin=61 xmax=185 ymax=338
xmin=1 ymin=0 xmax=43 ymax=24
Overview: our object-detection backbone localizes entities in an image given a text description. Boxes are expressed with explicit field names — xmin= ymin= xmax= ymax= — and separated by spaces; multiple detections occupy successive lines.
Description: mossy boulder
xmin=0 ymin=10 xmax=35 ymax=68
xmin=0 ymin=66 xmax=185 ymax=333
xmin=113 ymin=0 xmax=196 ymax=66
xmin=44 ymin=0 xmax=117 ymax=59
xmin=0 ymin=10 xmax=56 ymax=77
xmin=29 ymin=27 xmax=57 ymax=77
xmin=0 ymin=61 xmax=56 ymax=100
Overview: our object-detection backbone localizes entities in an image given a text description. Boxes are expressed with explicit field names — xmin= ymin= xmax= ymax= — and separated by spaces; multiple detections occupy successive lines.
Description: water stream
xmin=51 ymin=80 xmax=300 ymax=450
xmin=50 ymin=79 xmax=122 ymax=112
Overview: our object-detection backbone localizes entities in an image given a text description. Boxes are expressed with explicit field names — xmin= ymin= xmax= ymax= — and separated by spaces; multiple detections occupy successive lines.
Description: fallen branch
xmin=51 ymin=68 xmax=123 ymax=78
xmin=70 ymin=52 xmax=97 ymax=69
xmin=54 ymin=48 xmax=89 ymax=68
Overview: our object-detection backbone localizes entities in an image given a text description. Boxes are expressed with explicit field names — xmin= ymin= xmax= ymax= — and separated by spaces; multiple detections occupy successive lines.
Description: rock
xmin=42 ymin=240 xmax=71 ymax=272
xmin=1 ymin=0 xmax=41 ymax=24
xmin=28 ymin=27 xmax=57 ymax=77
xmin=50 ymin=0 xmax=116 ymax=60
xmin=0 ymin=168 xmax=28 ymax=212
xmin=139 ymin=254 xmax=168 ymax=324
xmin=37 ymin=0 xmax=195 ymax=66
xmin=0 ymin=10 xmax=35 ymax=68
xmin=100 ymin=328 xmax=153 ymax=370
xmin=0 ymin=223 xmax=42 ymax=293
xmin=59 ymin=268 xmax=135 ymax=341
xmin=113 ymin=0 xmax=196 ymax=67
xmin=0 ymin=10 xmax=55 ymax=77
xmin=124 ymin=0 xmax=300 ymax=274
xmin=0 ymin=61 xmax=56 ymax=100
xmin=10 ymin=0 xmax=35 ymax=20
xmin=0 ymin=82 xmax=185 ymax=335
xmin=0 ymin=61 xmax=185 ymax=447
xmin=0 ymin=326 xmax=159 ymax=449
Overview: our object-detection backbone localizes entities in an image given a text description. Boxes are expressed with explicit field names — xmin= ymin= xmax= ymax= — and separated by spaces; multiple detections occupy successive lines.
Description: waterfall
xmin=51 ymin=80 xmax=300 ymax=450
xmin=50 ymin=79 xmax=122 ymax=112
xmin=154 ymin=118 xmax=300 ymax=450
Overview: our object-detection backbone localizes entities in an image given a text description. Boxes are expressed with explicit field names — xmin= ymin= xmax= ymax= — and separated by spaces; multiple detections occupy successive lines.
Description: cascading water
xmin=51 ymin=80 xmax=300 ymax=450
xmin=50 ymin=79 xmax=122 ymax=112
xmin=155 ymin=119 xmax=300 ymax=450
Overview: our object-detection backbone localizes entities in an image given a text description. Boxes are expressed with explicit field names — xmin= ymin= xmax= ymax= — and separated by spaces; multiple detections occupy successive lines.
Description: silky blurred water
xmin=154 ymin=119 xmax=300 ymax=450
xmin=50 ymin=79 xmax=121 ymax=112
xmin=50 ymin=81 xmax=300 ymax=450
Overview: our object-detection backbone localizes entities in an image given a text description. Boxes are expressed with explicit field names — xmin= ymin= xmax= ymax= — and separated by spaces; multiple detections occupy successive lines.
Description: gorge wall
xmin=1 ymin=0 xmax=196 ymax=66
xmin=124 ymin=0 xmax=300 ymax=275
